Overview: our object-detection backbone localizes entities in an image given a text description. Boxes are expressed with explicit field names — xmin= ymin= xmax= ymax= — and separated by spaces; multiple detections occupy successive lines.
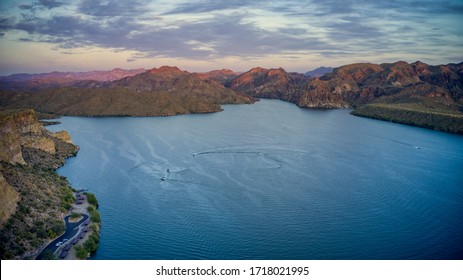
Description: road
xmin=36 ymin=213 xmax=89 ymax=260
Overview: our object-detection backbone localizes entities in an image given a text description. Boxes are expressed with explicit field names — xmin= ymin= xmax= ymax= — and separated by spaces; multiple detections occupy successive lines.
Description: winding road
xmin=36 ymin=213 xmax=89 ymax=260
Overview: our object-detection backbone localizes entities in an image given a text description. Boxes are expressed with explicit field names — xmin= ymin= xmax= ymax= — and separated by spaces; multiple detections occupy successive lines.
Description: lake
xmin=47 ymin=99 xmax=463 ymax=259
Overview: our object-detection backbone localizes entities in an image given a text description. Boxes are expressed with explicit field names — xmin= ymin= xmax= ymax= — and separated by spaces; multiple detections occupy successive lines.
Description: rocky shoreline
xmin=0 ymin=108 xmax=100 ymax=259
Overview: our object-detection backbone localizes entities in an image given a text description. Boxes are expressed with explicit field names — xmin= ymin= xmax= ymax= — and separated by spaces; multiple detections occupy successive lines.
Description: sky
xmin=0 ymin=0 xmax=462 ymax=75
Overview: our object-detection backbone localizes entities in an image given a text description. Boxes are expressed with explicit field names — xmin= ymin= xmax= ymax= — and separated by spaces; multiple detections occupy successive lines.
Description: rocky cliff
xmin=328 ymin=61 xmax=463 ymax=133
xmin=0 ymin=172 xmax=19 ymax=226
xmin=319 ymin=61 xmax=463 ymax=107
xmin=229 ymin=67 xmax=349 ymax=108
xmin=0 ymin=108 xmax=79 ymax=259
xmin=0 ymin=109 xmax=63 ymax=164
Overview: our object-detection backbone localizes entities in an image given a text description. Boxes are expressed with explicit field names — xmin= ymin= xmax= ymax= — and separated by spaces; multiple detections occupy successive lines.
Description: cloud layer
xmin=0 ymin=0 xmax=462 ymax=74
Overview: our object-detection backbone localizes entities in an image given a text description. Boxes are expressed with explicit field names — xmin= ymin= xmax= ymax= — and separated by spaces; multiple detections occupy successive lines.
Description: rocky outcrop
xmin=0 ymin=109 xmax=32 ymax=165
xmin=0 ymin=108 xmax=79 ymax=259
xmin=0 ymin=171 xmax=19 ymax=227
xmin=298 ymin=79 xmax=349 ymax=109
xmin=319 ymin=61 xmax=463 ymax=107
xmin=229 ymin=67 xmax=349 ymax=108
xmin=229 ymin=67 xmax=310 ymax=102
xmin=53 ymin=131 xmax=73 ymax=144
xmin=0 ymin=109 xmax=59 ymax=165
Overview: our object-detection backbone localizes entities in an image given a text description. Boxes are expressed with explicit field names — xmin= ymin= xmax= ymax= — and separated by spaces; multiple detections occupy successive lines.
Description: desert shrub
xmin=70 ymin=212 xmax=81 ymax=219
xmin=85 ymin=193 xmax=98 ymax=208
xmin=75 ymin=245 xmax=88 ymax=260
xmin=48 ymin=220 xmax=64 ymax=237
xmin=83 ymin=233 xmax=99 ymax=253
xmin=41 ymin=249 xmax=56 ymax=260
xmin=90 ymin=210 xmax=100 ymax=223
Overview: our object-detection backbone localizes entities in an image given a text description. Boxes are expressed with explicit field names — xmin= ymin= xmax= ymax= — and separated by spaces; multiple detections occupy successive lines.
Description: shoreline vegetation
xmin=0 ymin=108 xmax=101 ymax=259
xmin=352 ymin=103 xmax=463 ymax=134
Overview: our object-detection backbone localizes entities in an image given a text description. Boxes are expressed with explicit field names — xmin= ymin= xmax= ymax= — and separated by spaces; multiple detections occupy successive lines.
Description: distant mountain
xmin=304 ymin=66 xmax=334 ymax=77
xmin=0 ymin=68 xmax=146 ymax=91
xmin=319 ymin=61 xmax=463 ymax=133
xmin=318 ymin=61 xmax=463 ymax=107
xmin=0 ymin=66 xmax=253 ymax=117
xmin=1 ymin=61 xmax=462 ymax=133
xmin=197 ymin=69 xmax=239 ymax=85
xmin=228 ymin=67 xmax=348 ymax=108
xmin=229 ymin=67 xmax=309 ymax=101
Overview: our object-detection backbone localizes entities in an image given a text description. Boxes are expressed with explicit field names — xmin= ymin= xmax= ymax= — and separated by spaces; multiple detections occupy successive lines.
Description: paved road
xmin=36 ymin=214 xmax=89 ymax=260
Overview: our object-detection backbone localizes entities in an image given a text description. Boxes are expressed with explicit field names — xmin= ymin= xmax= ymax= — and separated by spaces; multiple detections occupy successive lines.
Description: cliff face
xmin=0 ymin=108 xmax=79 ymax=259
xmin=0 ymin=109 xmax=58 ymax=165
xmin=330 ymin=61 xmax=463 ymax=133
xmin=0 ymin=172 xmax=19 ymax=226
xmin=319 ymin=61 xmax=463 ymax=107
xmin=229 ymin=67 xmax=349 ymax=108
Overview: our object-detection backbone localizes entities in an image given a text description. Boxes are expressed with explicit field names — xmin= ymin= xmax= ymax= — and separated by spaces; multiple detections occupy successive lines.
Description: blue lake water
xmin=47 ymin=99 xmax=463 ymax=259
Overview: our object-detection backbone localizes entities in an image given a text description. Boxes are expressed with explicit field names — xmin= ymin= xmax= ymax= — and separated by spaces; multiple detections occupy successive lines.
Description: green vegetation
xmin=74 ymin=245 xmax=88 ymax=260
xmin=352 ymin=103 xmax=463 ymax=134
xmin=70 ymin=212 xmax=81 ymax=220
xmin=89 ymin=209 xmax=101 ymax=224
xmin=83 ymin=233 xmax=99 ymax=254
xmin=41 ymin=249 xmax=56 ymax=260
xmin=85 ymin=191 xmax=101 ymax=223
xmin=84 ymin=192 xmax=99 ymax=208
xmin=0 ymin=162 xmax=72 ymax=258
xmin=0 ymin=109 xmax=80 ymax=259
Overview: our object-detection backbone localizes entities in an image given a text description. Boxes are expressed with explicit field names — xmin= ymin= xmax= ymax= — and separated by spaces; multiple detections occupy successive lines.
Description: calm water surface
xmin=48 ymin=99 xmax=463 ymax=259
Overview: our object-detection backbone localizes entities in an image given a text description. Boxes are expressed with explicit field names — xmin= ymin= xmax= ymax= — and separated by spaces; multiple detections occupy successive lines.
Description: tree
xmin=75 ymin=245 xmax=88 ymax=260
xmin=83 ymin=234 xmax=99 ymax=253
xmin=90 ymin=210 xmax=100 ymax=223
xmin=41 ymin=249 xmax=56 ymax=260
xmin=85 ymin=193 xmax=99 ymax=208
xmin=70 ymin=212 xmax=81 ymax=219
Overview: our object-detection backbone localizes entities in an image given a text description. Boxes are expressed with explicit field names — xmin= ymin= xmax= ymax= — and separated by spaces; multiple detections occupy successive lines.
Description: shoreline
xmin=36 ymin=191 xmax=101 ymax=260
xmin=0 ymin=108 xmax=101 ymax=260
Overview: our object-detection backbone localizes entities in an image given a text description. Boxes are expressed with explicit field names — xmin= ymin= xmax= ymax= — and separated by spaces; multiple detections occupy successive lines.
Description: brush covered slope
xmin=327 ymin=61 xmax=463 ymax=133
xmin=0 ymin=66 xmax=253 ymax=117
xmin=0 ymin=109 xmax=78 ymax=259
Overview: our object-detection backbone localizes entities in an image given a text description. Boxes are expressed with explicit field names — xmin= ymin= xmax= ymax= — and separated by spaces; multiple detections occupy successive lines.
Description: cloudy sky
xmin=0 ymin=0 xmax=462 ymax=75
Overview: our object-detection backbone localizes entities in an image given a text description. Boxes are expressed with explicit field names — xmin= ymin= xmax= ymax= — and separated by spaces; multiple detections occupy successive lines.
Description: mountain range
xmin=0 ymin=68 xmax=146 ymax=91
xmin=0 ymin=61 xmax=462 ymax=133
xmin=304 ymin=66 xmax=334 ymax=77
